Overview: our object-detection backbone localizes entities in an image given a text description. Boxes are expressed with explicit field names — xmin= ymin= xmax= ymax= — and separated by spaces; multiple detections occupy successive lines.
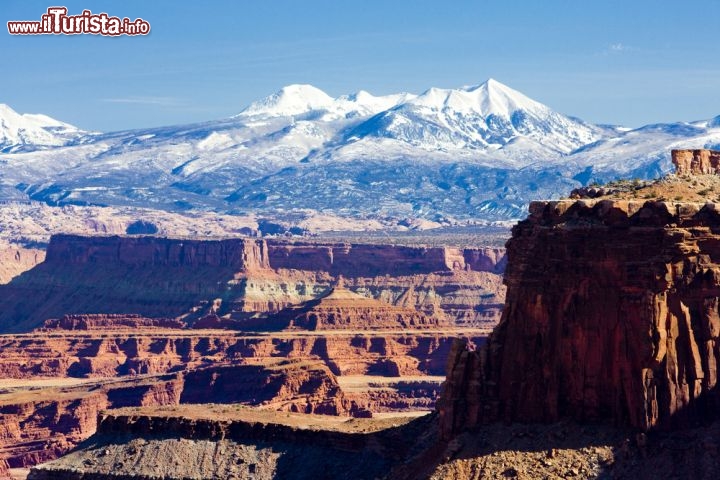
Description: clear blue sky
xmin=2 ymin=0 xmax=719 ymax=131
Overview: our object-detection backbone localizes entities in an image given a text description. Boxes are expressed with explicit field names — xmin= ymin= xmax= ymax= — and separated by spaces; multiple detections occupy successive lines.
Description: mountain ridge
xmin=0 ymin=103 xmax=90 ymax=153
xmin=1 ymin=79 xmax=719 ymax=225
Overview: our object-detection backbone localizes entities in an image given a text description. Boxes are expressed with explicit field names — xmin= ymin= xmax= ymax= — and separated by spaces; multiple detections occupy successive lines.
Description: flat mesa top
xmin=570 ymin=174 xmax=720 ymax=203
xmin=565 ymin=149 xmax=720 ymax=203
xmin=106 ymin=404 xmax=428 ymax=434
xmin=0 ymin=327 xmax=490 ymax=339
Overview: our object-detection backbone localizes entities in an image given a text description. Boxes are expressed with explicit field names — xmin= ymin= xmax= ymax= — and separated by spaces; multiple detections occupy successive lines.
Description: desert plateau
xmin=2 ymin=3 xmax=719 ymax=477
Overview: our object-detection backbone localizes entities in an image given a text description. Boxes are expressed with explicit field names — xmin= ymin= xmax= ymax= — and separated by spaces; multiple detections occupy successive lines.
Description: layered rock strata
xmin=0 ymin=361 xmax=347 ymax=467
xmin=0 ymin=330 xmax=482 ymax=379
xmin=0 ymin=324 xmax=482 ymax=467
xmin=260 ymin=285 xmax=447 ymax=330
xmin=41 ymin=314 xmax=186 ymax=330
xmin=439 ymin=197 xmax=720 ymax=437
xmin=0 ymin=235 xmax=505 ymax=332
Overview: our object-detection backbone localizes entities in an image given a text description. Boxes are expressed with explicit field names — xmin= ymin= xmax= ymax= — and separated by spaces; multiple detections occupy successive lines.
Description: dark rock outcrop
xmin=42 ymin=314 xmax=186 ymax=330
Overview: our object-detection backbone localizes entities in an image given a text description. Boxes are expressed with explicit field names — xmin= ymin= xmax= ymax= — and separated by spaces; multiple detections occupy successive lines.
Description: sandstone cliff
xmin=0 ymin=243 xmax=44 ymax=284
xmin=0 ymin=329 xmax=480 ymax=379
xmin=0 ymin=235 xmax=505 ymax=332
xmin=439 ymin=197 xmax=720 ymax=437
xmin=0 ymin=361 xmax=349 ymax=468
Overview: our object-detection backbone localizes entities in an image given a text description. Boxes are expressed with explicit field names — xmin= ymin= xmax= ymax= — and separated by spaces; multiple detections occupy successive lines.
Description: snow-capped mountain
xmin=236 ymin=84 xmax=416 ymax=121
xmin=0 ymin=104 xmax=90 ymax=153
xmin=0 ymin=79 xmax=718 ymax=225
xmin=343 ymin=79 xmax=601 ymax=156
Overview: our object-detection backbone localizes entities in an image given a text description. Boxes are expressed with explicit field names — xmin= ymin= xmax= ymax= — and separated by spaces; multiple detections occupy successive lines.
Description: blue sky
xmin=2 ymin=0 xmax=719 ymax=131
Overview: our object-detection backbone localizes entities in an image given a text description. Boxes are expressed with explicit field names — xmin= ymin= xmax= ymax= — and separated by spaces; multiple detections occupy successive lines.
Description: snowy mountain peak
xmin=0 ymin=104 xmax=17 ymax=115
xmin=345 ymin=79 xmax=602 ymax=155
xmin=343 ymin=90 xmax=373 ymax=102
xmin=0 ymin=103 xmax=86 ymax=151
xmin=1 ymin=81 xmax=718 ymax=224
xmin=236 ymin=84 xmax=417 ymax=121
xmin=472 ymin=78 xmax=548 ymax=117
xmin=407 ymin=78 xmax=547 ymax=118
xmin=237 ymin=84 xmax=334 ymax=118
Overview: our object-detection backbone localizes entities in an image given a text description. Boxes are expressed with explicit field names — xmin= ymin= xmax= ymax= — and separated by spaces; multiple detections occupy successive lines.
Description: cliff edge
xmin=439 ymin=149 xmax=720 ymax=437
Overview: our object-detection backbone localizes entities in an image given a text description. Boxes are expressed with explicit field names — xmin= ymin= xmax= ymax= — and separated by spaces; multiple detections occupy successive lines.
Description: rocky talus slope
xmin=0 ymin=360 xmax=349 ymax=469
xmin=439 ymin=149 xmax=720 ymax=438
xmin=28 ymin=407 xmax=436 ymax=480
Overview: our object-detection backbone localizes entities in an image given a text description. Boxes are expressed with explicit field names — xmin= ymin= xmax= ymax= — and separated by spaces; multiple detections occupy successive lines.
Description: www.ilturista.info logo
xmin=7 ymin=7 xmax=150 ymax=36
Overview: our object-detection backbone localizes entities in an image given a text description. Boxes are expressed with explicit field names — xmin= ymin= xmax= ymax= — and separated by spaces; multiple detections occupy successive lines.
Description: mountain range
xmin=2 ymin=79 xmax=719 ymax=226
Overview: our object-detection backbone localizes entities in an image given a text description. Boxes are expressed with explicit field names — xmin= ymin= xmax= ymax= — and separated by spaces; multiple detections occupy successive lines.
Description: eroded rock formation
xmin=262 ymin=285 xmax=447 ymax=331
xmin=439 ymin=197 xmax=720 ymax=437
xmin=672 ymin=148 xmax=720 ymax=175
xmin=0 ymin=235 xmax=505 ymax=332
xmin=0 ymin=361 xmax=348 ymax=467
xmin=0 ymin=323 xmax=482 ymax=466
xmin=42 ymin=314 xmax=186 ymax=330
xmin=0 ymin=329 xmax=479 ymax=379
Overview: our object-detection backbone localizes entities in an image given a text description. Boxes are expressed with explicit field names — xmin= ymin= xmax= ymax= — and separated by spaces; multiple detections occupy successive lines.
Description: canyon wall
xmin=0 ymin=361 xmax=347 ymax=468
xmin=0 ymin=328 xmax=480 ymax=379
xmin=266 ymin=242 xmax=506 ymax=276
xmin=439 ymin=198 xmax=720 ymax=437
xmin=0 ymin=235 xmax=505 ymax=332
xmin=0 ymin=325 xmax=481 ymax=466
xmin=0 ymin=243 xmax=45 ymax=284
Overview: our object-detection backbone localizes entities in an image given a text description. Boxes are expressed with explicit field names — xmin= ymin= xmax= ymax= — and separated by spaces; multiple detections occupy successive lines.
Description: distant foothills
xmin=1 ymin=79 xmax=719 ymax=224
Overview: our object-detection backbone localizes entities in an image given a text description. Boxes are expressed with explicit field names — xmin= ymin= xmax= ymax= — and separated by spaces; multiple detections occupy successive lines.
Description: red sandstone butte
xmin=259 ymin=285 xmax=448 ymax=331
xmin=439 ymin=188 xmax=720 ymax=437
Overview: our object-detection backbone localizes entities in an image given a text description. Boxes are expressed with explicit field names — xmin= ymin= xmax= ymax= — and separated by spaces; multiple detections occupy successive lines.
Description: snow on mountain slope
xmin=343 ymin=79 xmax=601 ymax=157
xmin=236 ymin=84 xmax=416 ymax=122
xmin=0 ymin=104 xmax=89 ymax=152
xmin=0 ymin=79 xmax=718 ymax=224
xmin=237 ymin=84 xmax=335 ymax=118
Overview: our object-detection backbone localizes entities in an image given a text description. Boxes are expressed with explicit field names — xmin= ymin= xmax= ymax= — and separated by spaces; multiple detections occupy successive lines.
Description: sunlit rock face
xmin=440 ymin=191 xmax=720 ymax=437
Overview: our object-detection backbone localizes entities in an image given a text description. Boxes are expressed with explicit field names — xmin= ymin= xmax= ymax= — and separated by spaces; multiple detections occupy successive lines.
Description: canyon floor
xmin=22 ymin=407 xmax=720 ymax=480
